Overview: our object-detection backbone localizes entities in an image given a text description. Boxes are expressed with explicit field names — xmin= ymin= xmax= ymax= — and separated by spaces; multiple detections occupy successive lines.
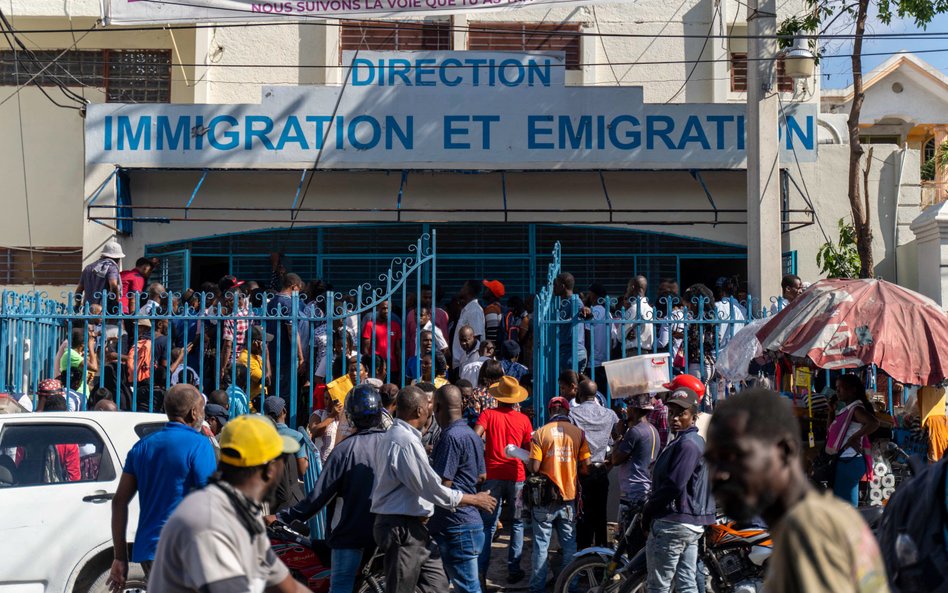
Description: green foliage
xmin=876 ymin=0 xmax=948 ymax=27
xmin=923 ymin=141 xmax=948 ymax=181
xmin=777 ymin=0 xmax=948 ymax=56
xmin=817 ymin=219 xmax=862 ymax=279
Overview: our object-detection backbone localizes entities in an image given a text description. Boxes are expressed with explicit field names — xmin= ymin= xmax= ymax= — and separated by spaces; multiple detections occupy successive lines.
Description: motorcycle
xmin=553 ymin=513 xmax=773 ymax=593
xmin=552 ymin=506 xmax=646 ymax=593
xmin=268 ymin=521 xmax=390 ymax=593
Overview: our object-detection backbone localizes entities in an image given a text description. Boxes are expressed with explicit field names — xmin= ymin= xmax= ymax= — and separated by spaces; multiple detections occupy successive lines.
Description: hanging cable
xmin=0 ymin=9 xmax=88 ymax=105
xmin=666 ymin=1 xmax=721 ymax=103
xmin=6 ymin=7 xmax=35 ymax=287
xmin=0 ymin=10 xmax=95 ymax=110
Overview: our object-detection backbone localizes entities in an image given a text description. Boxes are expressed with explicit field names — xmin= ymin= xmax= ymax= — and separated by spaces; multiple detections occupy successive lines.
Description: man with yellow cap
xmin=148 ymin=415 xmax=309 ymax=593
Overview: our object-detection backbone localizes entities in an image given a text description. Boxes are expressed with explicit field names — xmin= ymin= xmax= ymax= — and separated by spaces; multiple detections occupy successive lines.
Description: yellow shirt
xmin=764 ymin=490 xmax=890 ymax=593
xmin=236 ymin=350 xmax=264 ymax=398
xmin=529 ymin=420 xmax=591 ymax=501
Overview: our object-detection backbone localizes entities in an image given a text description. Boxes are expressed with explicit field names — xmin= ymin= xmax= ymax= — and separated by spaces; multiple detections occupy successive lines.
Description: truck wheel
xmin=85 ymin=565 xmax=148 ymax=593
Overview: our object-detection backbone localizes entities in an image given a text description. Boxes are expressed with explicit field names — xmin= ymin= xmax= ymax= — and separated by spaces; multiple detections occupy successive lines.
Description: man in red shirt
xmin=119 ymin=258 xmax=154 ymax=314
xmin=474 ymin=376 xmax=533 ymax=585
xmin=361 ymin=300 xmax=402 ymax=381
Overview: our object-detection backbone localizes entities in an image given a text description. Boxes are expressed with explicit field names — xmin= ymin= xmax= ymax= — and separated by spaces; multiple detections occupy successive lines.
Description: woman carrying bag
xmin=826 ymin=374 xmax=880 ymax=506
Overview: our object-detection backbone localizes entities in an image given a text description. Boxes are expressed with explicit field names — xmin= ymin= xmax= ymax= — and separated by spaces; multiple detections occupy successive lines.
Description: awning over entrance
xmin=88 ymin=168 xmax=815 ymax=232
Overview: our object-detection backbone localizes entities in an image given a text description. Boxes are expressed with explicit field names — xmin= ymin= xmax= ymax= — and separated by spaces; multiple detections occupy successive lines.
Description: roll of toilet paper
xmin=882 ymin=487 xmax=895 ymax=499
xmin=873 ymin=462 xmax=888 ymax=476
xmin=869 ymin=489 xmax=884 ymax=503
xmin=882 ymin=474 xmax=895 ymax=488
xmin=869 ymin=476 xmax=882 ymax=489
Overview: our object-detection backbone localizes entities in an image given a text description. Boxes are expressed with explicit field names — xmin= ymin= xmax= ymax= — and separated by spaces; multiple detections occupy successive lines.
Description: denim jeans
xmin=833 ymin=455 xmax=866 ymax=507
xmin=530 ymin=501 xmax=576 ymax=593
xmin=479 ymin=479 xmax=525 ymax=577
xmin=645 ymin=519 xmax=702 ymax=593
xmin=330 ymin=548 xmax=364 ymax=593
xmin=433 ymin=523 xmax=485 ymax=593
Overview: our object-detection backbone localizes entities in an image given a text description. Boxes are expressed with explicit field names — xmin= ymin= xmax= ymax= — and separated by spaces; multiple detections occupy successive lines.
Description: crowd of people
xmin=19 ymin=239 xmax=927 ymax=593
xmin=50 ymin=240 xmax=813 ymax=421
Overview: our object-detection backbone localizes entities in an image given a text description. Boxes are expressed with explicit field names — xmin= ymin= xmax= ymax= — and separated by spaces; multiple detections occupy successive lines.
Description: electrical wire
xmin=6 ymin=8 xmax=948 ymax=40
xmin=2 ymin=44 xmax=945 ymax=74
xmin=288 ymin=23 xmax=373 ymax=231
xmin=666 ymin=1 xmax=720 ymax=103
xmin=0 ymin=9 xmax=88 ymax=105
xmin=0 ymin=12 xmax=96 ymax=110
xmin=591 ymin=6 xmax=622 ymax=85
xmin=5 ymin=7 xmax=36 ymax=288
xmin=776 ymin=90 xmax=833 ymax=247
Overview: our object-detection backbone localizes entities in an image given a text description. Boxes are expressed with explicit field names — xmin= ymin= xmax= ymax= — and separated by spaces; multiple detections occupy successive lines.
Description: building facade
xmin=823 ymin=53 xmax=948 ymax=208
xmin=0 ymin=0 xmax=924 ymax=302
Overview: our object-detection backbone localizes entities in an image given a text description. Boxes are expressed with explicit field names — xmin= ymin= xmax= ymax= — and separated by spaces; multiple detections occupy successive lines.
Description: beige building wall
xmin=0 ymin=0 xmax=836 ymax=297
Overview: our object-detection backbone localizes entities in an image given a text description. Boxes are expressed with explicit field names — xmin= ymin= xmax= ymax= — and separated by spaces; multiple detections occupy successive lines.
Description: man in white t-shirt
xmin=585 ymin=283 xmax=616 ymax=386
xmin=452 ymin=280 xmax=485 ymax=370
xmin=622 ymin=276 xmax=654 ymax=354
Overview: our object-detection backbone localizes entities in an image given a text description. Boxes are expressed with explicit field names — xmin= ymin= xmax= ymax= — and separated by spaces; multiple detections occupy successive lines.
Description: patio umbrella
xmin=755 ymin=278 xmax=948 ymax=386
xmin=717 ymin=318 xmax=768 ymax=383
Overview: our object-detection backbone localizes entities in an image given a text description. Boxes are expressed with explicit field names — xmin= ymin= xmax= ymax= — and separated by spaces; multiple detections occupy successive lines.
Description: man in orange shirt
xmin=527 ymin=397 xmax=590 ymax=593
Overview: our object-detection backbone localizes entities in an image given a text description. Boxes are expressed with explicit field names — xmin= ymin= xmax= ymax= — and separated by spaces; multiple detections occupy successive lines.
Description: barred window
xmin=0 ymin=247 xmax=83 ymax=285
xmin=468 ymin=23 xmax=582 ymax=70
xmin=340 ymin=20 xmax=451 ymax=51
xmin=730 ymin=52 xmax=793 ymax=93
xmin=0 ymin=49 xmax=171 ymax=103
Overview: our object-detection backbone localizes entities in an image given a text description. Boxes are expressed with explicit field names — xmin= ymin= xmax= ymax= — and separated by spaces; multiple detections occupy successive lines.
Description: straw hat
xmin=488 ymin=376 xmax=528 ymax=404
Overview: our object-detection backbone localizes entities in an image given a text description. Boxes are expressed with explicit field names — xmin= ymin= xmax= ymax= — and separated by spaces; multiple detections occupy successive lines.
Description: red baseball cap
xmin=482 ymin=279 xmax=505 ymax=298
xmin=548 ymin=396 xmax=570 ymax=412
xmin=219 ymin=275 xmax=245 ymax=293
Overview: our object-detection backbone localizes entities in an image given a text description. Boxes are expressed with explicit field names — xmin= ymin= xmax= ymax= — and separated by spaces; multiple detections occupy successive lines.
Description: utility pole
xmin=746 ymin=0 xmax=782 ymax=304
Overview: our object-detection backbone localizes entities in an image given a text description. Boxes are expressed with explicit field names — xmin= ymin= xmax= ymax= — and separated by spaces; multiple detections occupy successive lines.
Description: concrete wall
xmin=786 ymin=143 xmax=921 ymax=286
xmin=2 ymin=0 xmax=839 ymax=294
xmin=0 ymin=18 xmax=200 ymax=259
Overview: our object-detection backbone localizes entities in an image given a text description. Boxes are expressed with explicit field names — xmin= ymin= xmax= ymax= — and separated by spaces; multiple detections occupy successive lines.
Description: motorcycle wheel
xmin=552 ymin=556 xmax=627 ymax=593
xmin=617 ymin=570 xmax=648 ymax=593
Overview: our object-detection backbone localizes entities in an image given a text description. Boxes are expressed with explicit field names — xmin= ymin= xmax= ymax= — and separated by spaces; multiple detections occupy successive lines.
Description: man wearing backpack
xmin=878 ymin=455 xmax=948 ymax=592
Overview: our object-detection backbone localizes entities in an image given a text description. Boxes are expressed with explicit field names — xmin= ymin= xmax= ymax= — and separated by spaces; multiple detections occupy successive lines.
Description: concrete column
xmin=910 ymin=200 xmax=948 ymax=308
xmin=745 ymin=0 xmax=782 ymax=302
xmin=935 ymin=125 xmax=948 ymax=202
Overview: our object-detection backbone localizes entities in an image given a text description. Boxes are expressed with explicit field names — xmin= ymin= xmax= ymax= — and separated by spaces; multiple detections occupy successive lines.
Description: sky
xmin=819 ymin=9 xmax=948 ymax=89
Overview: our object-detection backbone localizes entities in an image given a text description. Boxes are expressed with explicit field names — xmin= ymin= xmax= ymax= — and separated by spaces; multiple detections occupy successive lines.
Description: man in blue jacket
xmin=642 ymin=383 xmax=715 ymax=593
xmin=266 ymin=384 xmax=388 ymax=593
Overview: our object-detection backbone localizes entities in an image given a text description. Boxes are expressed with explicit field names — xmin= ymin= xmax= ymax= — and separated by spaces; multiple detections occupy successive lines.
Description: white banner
xmin=104 ymin=0 xmax=611 ymax=23
xmin=85 ymin=51 xmax=818 ymax=170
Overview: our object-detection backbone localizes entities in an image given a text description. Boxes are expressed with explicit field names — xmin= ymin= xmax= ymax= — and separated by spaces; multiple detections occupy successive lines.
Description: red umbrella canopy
xmin=756 ymin=278 xmax=948 ymax=386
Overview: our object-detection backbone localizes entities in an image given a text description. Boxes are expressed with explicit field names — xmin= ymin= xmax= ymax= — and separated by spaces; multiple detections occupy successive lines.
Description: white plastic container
xmin=602 ymin=353 xmax=671 ymax=397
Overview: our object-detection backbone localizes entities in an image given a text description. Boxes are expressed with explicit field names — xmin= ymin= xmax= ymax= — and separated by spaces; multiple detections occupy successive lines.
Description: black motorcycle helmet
xmin=344 ymin=384 xmax=383 ymax=430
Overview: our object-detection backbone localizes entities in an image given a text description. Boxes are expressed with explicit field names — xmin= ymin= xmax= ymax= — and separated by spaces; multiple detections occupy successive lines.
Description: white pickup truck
xmin=0 ymin=412 xmax=167 ymax=593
